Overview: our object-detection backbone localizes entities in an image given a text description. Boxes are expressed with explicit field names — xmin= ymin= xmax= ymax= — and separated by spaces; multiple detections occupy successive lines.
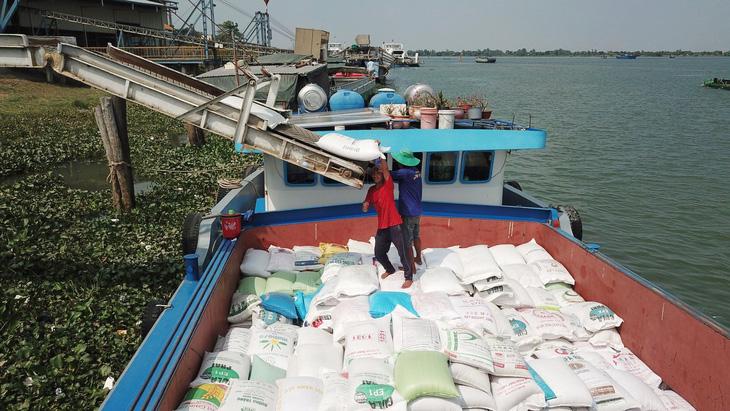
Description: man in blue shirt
xmin=391 ymin=150 xmax=423 ymax=273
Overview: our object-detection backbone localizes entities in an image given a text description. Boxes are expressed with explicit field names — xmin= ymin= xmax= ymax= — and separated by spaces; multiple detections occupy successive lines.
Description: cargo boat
xmin=102 ymin=124 xmax=729 ymax=409
xmin=475 ymin=57 xmax=497 ymax=64
xmin=704 ymin=78 xmax=730 ymax=90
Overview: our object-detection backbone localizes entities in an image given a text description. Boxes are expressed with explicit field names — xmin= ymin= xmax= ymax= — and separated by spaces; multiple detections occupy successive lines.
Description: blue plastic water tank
xmin=329 ymin=90 xmax=365 ymax=111
xmin=368 ymin=88 xmax=406 ymax=108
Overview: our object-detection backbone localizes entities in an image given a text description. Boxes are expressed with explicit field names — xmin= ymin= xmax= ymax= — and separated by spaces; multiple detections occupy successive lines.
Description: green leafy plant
xmin=410 ymin=91 xmax=436 ymax=108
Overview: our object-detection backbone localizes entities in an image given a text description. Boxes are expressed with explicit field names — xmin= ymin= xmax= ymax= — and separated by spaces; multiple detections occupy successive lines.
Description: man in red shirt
xmin=362 ymin=158 xmax=414 ymax=288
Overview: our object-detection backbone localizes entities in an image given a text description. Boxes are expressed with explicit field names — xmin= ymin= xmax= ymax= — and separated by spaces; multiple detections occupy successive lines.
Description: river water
xmin=390 ymin=56 xmax=730 ymax=328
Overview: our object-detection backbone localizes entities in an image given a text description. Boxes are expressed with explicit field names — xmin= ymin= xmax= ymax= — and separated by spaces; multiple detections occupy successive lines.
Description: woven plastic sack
xmin=196 ymin=351 xmax=250 ymax=385
xmin=219 ymin=380 xmax=276 ymax=411
xmin=316 ymin=133 xmax=385 ymax=161
xmin=292 ymin=271 xmax=322 ymax=293
xmin=237 ymin=276 xmax=267 ymax=296
xmin=347 ymin=358 xmax=406 ymax=410
xmin=561 ymin=302 xmax=624 ymax=333
xmin=275 ymin=377 xmax=324 ymax=411
xmin=249 ymin=328 xmax=296 ymax=369
xmin=449 ymin=363 xmax=491 ymax=394
xmin=500 ymin=263 xmax=543 ymax=288
xmin=525 ymin=357 xmax=593 ymax=408
xmin=303 ymin=303 xmax=335 ymax=332
xmin=228 ymin=292 xmax=261 ymax=324
xmin=420 ymin=267 xmax=469 ymax=295
xmin=407 ymin=396 xmax=461 ymax=411
xmin=333 ymin=264 xmax=379 ymax=298
xmin=449 ymin=295 xmax=512 ymax=337
xmin=485 ymin=278 xmax=534 ymax=308
xmin=455 ymin=245 xmax=503 ymax=284
xmin=490 ymin=376 xmax=544 ymax=411
xmin=455 ymin=384 xmax=497 ymax=410
xmin=251 ymin=307 xmax=294 ymax=329
xmin=293 ymin=290 xmax=315 ymax=320
xmin=287 ymin=343 xmax=343 ymax=378
xmin=559 ymin=355 xmax=625 ymax=405
xmin=525 ymin=287 xmax=562 ymax=311
xmin=214 ymin=328 xmax=252 ymax=355
xmin=176 ymin=382 xmax=228 ymax=411
xmin=500 ymin=308 xmax=542 ymax=354
xmin=343 ymin=318 xmax=393 ymax=368
xmin=411 ymin=291 xmax=460 ymax=321
xmin=260 ymin=292 xmax=298 ymax=320
xmin=596 ymin=346 xmax=662 ymax=388
xmin=240 ymin=249 xmax=271 ymax=277
xmin=394 ymin=351 xmax=459 ymax=401
xmin=297 ymin=326 xmax=333 ymax=346
xmin=293 ymin=246 xmax=323 ymax=271
xmin=489 ymin=244 xmax=525 ymax=267
xmin=249 ymin=355 xmax=286 ymax=384
xmin=657 ymin=390 xmax=696 ymax=411
xmin=318 ymin=372 xmax=349 ymax=411
xmin=319 ymin=243 xmax=349 ymax=264
xmin=347 ymin=238 xmax=375 ymax=254
xmin=546 ymin=282 xmax=585 ymax=307
xmin=441 ymin=327 xmax=494 ymax=372
xmin=392 ymin=316 xmax=441 ymax=352
xmin=264 ymin=271 xmax=296 ymax=295
xmin=483 ymin=336 xmax=530 ymax=377
xmin=369 ymin=291 xmax=418 ymax=318
xmin=529 ymin=259 xmax=575 ymax=286
xmin=423 ymin=247 xmax=465 ymax=278
xmin=588 ymin=328 xmax=624 ymax=350
xmin=331 ymin=296 xmax=372 ymax=342
xmin=518 ymin=308 xmax=575 ymax=340
xmin=515 ymin=239 xmax=554 ymax=264
xmin=266 ymin=246 xmax=295 ymax=272
xmin=605 ymin=368 xmax=666 ymax=411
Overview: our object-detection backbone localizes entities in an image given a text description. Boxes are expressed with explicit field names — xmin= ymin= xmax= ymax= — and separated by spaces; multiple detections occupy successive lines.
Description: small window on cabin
xmin=322 ymin=176 xmax=344 ymax=186
xmin=461 ymin=151 xmax=494 ymax=183
xmin=427 ymin=152 xmax=457 ymax=183
xmin=285 ymin=163 xmax=316 ymax=185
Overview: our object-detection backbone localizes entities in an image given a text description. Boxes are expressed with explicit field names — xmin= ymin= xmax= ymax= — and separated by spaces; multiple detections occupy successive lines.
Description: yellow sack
xmin=319 ymin=242 xmax=348 ymax=264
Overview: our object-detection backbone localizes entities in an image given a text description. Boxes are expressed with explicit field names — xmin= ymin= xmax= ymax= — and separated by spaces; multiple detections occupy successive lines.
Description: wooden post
xmin=184 ymin=123 xmax=206 ymax=147
xmin=94 ymin=96 xmax=135 ymax=211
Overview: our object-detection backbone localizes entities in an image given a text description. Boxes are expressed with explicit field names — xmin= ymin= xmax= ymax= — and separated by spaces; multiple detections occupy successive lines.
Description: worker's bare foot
xmin=401 ymin=279 xmax=413 ymax=288
xmin=414 ymin=256 xmax=423 ymax=265
xmin=381 ymin=271 xmax=394 ymax=279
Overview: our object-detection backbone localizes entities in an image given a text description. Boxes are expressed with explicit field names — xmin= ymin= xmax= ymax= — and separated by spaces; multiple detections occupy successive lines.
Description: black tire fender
xmin=140 ymin=299 xmax=167 ymax=338
xmin=182 ymin=212 xmax=202 ymax=255
xmin=556 ymin=205 xmax=583 ymax=241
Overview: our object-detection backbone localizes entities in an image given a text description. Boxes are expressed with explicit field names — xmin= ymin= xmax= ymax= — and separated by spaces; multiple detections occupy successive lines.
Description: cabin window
xmin=426 ymin=152 xmax=458 ymax=184
xmin=460 ymin=151 xmax=494 ymax=183
xmin=321 ymin=176 xmax=344 ymax=186
xmin=285 ymin=163 xmax=316 ymax=186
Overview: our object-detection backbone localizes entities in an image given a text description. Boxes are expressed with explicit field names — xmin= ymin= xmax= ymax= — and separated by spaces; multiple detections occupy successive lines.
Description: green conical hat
xmin=392 ymin=150 xmax=420 ymax=167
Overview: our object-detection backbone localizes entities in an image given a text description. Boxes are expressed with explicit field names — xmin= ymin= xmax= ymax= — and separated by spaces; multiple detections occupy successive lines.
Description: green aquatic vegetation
xmin=0 ymin=82 xmax=259 ymax=409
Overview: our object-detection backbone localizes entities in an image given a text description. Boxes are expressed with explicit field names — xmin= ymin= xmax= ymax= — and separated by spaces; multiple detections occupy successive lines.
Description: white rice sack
xmin=500 ymin=308 xmax=542 ymax=354
xmin=449 ymin=295 xmax=512 ymax=337
xmin=515 ymin=239 xmax=554 ymax=264
xmin=407 ymin=396 xmax=461 ymax=411
xmin=347 ymin=358 xmax=406 ymax=410
xmin=529 ymin=259 xmax=575 ymax=286
xmin=249 ymin=328 xmax=296 ymax=369
xmin=219 ymin=380 xmax=277 ymax=411
xmin=275 ymin=377 xmax=324 ymax=411
xmin=455 ymin=245 xmax=503 ymax=283
xmin=196 ymin=351 xmax=251 ymax=385
xmin=449 ymin=363 xmax=491 ymax=394
xmin=546 ymin=283 xmax=585 ymax=307
xmin=316 ymin=133 xmax=385 ymax=161
xmin=392 ymin=316 xmax=441 ymax=352
xmin=215 ymin=328 xmax=252 ymax=355
xmin=297 ymin=326 xmax=334 ymax=346
xmin=588 ymin=329 xmax=624 ymax=350
xmin=500 ymin=263 xmax=543 ymax=288
xmin=411 ymin=292 xmax=460 ymax=321
xmin=518 ymin=308 xmax=575 ymax=340
xmin=334 ymin=264 xmax=379 ymax=297
xmin=228 ymin=292 xmax=261 ymax=324
xmin=456 ymin=383 xmax=497 ymax=410
xmin=561 ymin=302 xmax=623 ymax=333
xmin=379 ymin=270 xmax=418 ymax=293
xmin=347 ymin=239 xmax=375 ymax=254
xmin=343 ymin=318 xmax=393 ymax=368
xmin=266 ymin=245 xmax=296 ymax=272
xmin=486 ymin=279 xmax=534 ymax=308
xmin=420 ymin=267 xmax=469 ymax=295
xmin=490 ymin=376 xmax=543 ymax=411
xmin=331 ymin=296 xmax=372 ymax=342
xmin=441 ymin=327 xmax=494 ymax=373
xmin=488 ymin=244 xmax=525 ymax=267
xmin=303 ymin=303 xmax=336 ymax=332
xmin=559 ymin=355 xmax=625 ymax=406
xmin=287 ymin=343 xmax=343 ymax=378
xmin=318 ymin=372 xmax=349 ymax=411
xmin=605 ymin=368 xmax=667 ymax=411
xmin=483 ymin=336 xmax=530 ymax=378
xmin=293 ymin=246 xmax=323 ymax=271
xmin=321 ymin=263 xmax=344 ymax=283
xmin=475 ymin=280 xmax=513 ymax=304
xmin=310 ymin=276 xmax=341 ymax=307
xmin=656 ymin=390 xmax=696 ymax=411
xmin=176 ymin=382 xmax=229 ymax=411
xmin=525 ymin=357 xmax=593 ymax=408
xmin=422 ymin=247 xmax=465 ymax=276
xmin=251 ymin=307 xmax=294 ymax=330
xmin=240 ymin=249 xmax=271 ymax=277
xmin=525 ymin=287 xmax=562 ymax=311
xmin=597 ymin=347 xmax=663 ymax=388
xmin=571 ymin=345 xmax=615 ymax=370
xmin=472 ymin=275 xmax=506 ymax=292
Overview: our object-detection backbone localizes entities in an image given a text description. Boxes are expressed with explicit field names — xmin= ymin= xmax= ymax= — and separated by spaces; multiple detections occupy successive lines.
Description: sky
xmin=179 ymin=0 xmax=730 ymax=51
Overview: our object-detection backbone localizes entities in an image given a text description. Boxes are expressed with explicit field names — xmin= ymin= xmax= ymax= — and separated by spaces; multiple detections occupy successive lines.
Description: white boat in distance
xmin=382 ymin=41 xmax=420 ymax=67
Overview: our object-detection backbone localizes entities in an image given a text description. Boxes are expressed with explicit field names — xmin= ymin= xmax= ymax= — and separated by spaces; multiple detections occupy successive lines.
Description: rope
xmin=218 ymin=178 xmax=243 ymax=190
xmin=106 ymin=161 xmax=132 ymax=183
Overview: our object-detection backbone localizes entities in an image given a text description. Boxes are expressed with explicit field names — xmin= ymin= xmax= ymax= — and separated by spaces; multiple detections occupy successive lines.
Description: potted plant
xmin=391 ymin=106 xmax=411 ymax=129
xmin=435 ymin=91 xmax=451 ymax=111
xmin=409 ymin=91 xmax=436 ymax=120
xmin=455 ymin=96 xmax=472 ymax=113
xmin=467 ymin=95 xmax=487 ymax=120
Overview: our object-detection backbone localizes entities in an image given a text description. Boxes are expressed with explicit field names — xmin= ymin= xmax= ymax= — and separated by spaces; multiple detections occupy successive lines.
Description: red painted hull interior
xmin=161 ymin=215 xmax=729 ymax=411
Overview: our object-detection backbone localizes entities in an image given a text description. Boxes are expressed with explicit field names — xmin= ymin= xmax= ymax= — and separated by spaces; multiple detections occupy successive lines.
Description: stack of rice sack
xmin=175 ymin=239 xmax=696 ymax=411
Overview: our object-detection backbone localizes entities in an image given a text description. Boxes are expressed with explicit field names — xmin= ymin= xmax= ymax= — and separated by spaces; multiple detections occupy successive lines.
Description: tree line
xmin=411 ymin=48 xmax=730 ymax=57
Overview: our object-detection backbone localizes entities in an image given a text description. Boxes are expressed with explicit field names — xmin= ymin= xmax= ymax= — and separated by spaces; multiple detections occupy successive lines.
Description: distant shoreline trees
xmin=411 ymin=48 xmax=730 ymax=57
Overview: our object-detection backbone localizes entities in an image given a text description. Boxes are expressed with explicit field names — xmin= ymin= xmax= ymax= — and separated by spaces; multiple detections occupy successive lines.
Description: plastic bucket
xmin=467 ymin=107 xmax=483 ymax=120
xmin=221 ymin=213 xmax=241 ymax=239
xmin=438 ymin=110 xmax=456 ymax=129
xmin=184 ymin=254 xmax=199 ymax=281
xmin=419 ymin=107 xmax=438 ymax=129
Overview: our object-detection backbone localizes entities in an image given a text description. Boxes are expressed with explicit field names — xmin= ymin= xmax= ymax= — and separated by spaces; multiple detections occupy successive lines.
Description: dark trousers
xmin=374 ymin=225 xmax=414 ymax=280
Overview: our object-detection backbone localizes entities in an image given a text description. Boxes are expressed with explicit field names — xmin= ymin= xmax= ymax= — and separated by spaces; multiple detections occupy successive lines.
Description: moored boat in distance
xmin=382 ymin=42 xmax=420 ymax=67
xmin=704 ymin=78 xmax=730 ymax=90
xmin=615 ymin=53 xmax=639 ymax=59
xmin=475 ymin=56 xmax=496 ymax=63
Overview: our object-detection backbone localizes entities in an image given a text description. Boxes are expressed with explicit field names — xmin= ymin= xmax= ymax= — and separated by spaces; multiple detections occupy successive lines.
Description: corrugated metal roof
xmin=111 ymin=0 xmax=169 ymax=7
xmin=197 ymin=63 xmax=325 ymax=78
xmin=256 ymin=53 xmax=309 ymax=65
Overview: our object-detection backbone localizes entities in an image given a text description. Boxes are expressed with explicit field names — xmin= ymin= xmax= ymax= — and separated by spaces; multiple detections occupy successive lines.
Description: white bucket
xmin=467 ymin=107 xmax=483 ymax=120
xmin=438 ymin=110 xmax=456 ymax=129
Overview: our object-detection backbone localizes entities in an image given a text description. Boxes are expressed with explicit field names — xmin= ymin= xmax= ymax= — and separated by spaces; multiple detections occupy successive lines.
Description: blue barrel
xmin=368 ymin=88 xmax=406 ymax=108
xmin=329 ymin=90 xmax=365 ymax=111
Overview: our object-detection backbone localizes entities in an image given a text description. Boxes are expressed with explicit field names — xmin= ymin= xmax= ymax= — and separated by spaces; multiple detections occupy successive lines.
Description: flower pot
xmin=481 ymin=110 xmax=493 ymax=119
xmin=419 ymin=107 xmax=438 ymax=129
xmin=408 ymin=106 xmax=423 ymax=120
xmin=438 ymin=110 xmax=456 ymax=129
xmin=458 ymin=104 xmax=472 ymax=113
xmin=452 ymin=107 xmax=465 ymax=119
xmin=467 ymin=107 xmax=483 ymax=120
xmin=392 ymin=116 xmax=411 ymax=129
